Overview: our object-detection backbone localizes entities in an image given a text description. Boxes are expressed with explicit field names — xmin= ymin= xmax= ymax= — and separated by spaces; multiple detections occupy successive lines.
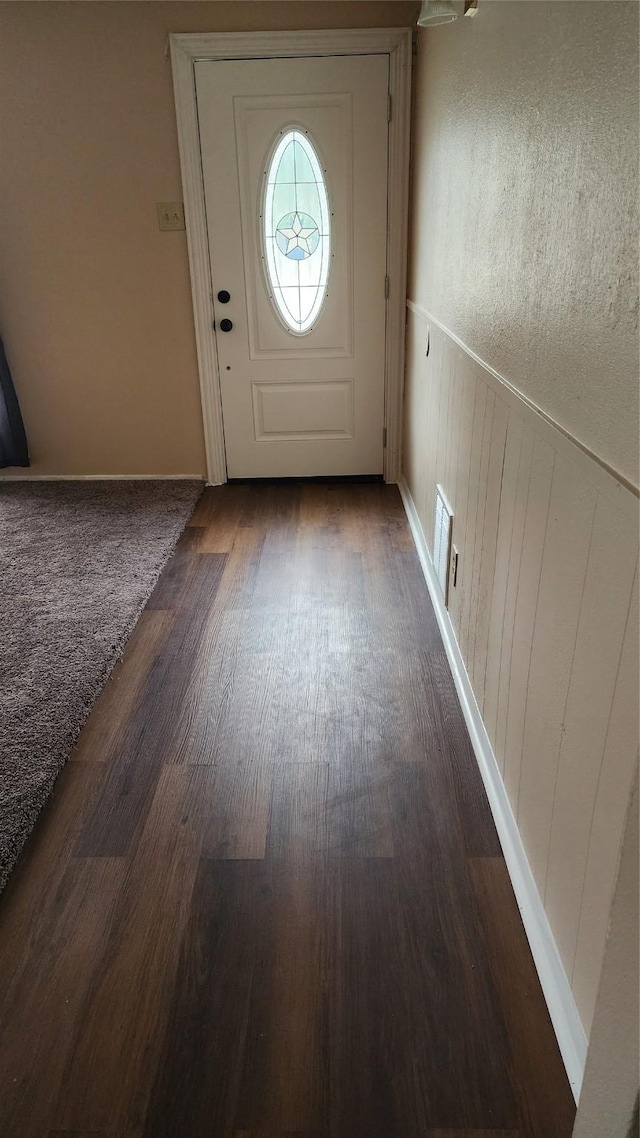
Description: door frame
xmin=170 ymin=28 xmax=412 ymax=485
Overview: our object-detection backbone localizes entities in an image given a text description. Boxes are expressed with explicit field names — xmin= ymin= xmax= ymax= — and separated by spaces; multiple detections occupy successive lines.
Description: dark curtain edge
xmin=0 ymin=334 xmax=30 ymax=469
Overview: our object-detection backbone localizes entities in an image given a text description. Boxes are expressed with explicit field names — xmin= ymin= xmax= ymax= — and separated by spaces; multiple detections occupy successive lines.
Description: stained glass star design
xmin=275 ymin=212 xmax=319 ymax=261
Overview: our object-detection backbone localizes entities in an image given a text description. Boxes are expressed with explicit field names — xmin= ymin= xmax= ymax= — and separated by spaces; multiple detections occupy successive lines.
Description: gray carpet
xmin=0 ymin=479 xmax=203 ymax=892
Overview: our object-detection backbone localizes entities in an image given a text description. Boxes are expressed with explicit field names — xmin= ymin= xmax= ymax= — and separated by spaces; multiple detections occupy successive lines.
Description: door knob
xmin=217 ymin=290 xmax=231 ymax=304
xmin=219 ymin=318 xmax=233 ymax=332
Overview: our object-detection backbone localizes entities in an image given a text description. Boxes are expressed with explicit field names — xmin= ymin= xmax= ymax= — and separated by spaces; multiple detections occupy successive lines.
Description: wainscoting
xmin=402 ymin=301 xmax=639 ymax=1096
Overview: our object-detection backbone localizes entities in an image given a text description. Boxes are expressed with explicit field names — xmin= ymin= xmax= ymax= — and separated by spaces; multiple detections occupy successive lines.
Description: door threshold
xmin=226 ymin=474 xmax=384 ymax=485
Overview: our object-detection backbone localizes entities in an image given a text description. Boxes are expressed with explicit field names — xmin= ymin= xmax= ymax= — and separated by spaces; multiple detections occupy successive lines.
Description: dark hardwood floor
xmin=0 ymin=483 xmax=576 ymax=1138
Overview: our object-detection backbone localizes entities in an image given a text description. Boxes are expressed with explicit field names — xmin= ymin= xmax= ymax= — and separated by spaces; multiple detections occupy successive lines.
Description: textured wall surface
xmin=409 ymin=0 xmax=639 ymax=486
xmin=0 ymin=0 xmax=418 ymax=476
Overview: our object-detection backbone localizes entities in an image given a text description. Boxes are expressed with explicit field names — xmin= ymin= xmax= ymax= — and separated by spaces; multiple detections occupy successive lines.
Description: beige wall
xmin=0 ymin=0 xmax=418 ymax=477
xmin=403 ymin=0 xmax=639 ymax=1046
xmin=408 ymin=0 xmax=639 ymax=488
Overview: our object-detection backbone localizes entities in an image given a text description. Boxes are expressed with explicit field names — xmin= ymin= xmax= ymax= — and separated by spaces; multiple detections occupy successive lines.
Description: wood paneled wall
xmin=402 ymin=303 xmax=639 ymax=1037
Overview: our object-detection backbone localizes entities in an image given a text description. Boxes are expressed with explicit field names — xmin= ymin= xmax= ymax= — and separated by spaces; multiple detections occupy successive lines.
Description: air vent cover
xmin=433 ymin=485 xmax=453 ymax=606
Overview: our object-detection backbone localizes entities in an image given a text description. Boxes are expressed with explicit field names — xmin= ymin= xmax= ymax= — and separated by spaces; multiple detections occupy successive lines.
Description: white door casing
xmin=170 ymin=29 xmax=412 ymax=484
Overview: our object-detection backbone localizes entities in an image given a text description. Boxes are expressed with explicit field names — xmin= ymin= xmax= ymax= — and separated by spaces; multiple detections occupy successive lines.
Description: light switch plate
xmin=156 ymin=202 xmax=185 ymax=231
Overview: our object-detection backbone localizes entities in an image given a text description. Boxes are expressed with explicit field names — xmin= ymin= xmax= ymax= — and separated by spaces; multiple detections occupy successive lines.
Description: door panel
xmin=195 ymin=55 xmax=389 ymax=478
xmin=252 ymin=379 xmax=354 ymax=440
xmin=235 ymin=94 xmax=353 ymax=357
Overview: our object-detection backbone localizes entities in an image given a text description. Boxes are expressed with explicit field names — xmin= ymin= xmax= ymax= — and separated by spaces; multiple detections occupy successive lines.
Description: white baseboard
xmin=398 ymin=475 xmax=588 ymax=1103
xmin=0 ymin=474 xmax=204 ymax=481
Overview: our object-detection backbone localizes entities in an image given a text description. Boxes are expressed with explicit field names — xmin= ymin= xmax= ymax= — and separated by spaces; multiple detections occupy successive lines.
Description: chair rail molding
xmin=406 ymin=300 xmax=639 ymax=500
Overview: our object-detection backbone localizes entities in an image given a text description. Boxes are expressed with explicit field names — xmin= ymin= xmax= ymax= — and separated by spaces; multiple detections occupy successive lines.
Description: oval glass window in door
xmin=262 ymin=128 xmax=331 ymax=335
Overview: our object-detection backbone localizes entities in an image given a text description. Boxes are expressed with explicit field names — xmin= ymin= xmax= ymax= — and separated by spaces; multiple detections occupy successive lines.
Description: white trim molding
xmin=398 ymin=474 xmax=589 ymax=1103
xmin=170 ymin=29 xmax=412 ymax=485
xmin=407 ymin=300 xmax=639 ymax=500
xmin=0 ymin=474 xmax=204 ymax=482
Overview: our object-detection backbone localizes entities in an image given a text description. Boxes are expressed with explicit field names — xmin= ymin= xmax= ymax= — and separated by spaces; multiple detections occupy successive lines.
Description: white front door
xmin=195 ymin=54 xmax=390 ymax=479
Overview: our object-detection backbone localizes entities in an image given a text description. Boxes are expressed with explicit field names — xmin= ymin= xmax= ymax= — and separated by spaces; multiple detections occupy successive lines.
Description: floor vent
xmin=433 ymin=485 xmax=453 ymax=606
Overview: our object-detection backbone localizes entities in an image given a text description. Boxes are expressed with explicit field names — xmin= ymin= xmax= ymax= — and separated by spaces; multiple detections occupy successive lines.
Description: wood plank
xmin=236 ymin=766 xmax=330 ymax=1132
xmin=145 ymin=524 xmax=203 ymax=609
xmin=0 ymin=760 xmax=107 ymax=977
xmin=211 ymin=524 xmax=266 ymax=611
xmin=457 ymin=374 xmax=486 ymax=661
xmin=422 ymin=324 xmax=445 ymax=545
xmin=266 ymin=761 xmax=330 ymax=860
xmin=438 ymin=334 xmax=455 ymax=534
xmin=327 ymin=752 xmax=394 ymax=859
xmin=200 ymin=758 xmax=274 ymax=859
xmin=392 ymin=549 xmax=444 ymax=651
xmin=163 ymin=531 xmax=268 ymax=766
xmin=517 ymin=456 xmax=598 ymax=887
xmin=445 ymin=348 xmax=464 ymax=525
xmin=416 ymin=322 xmax=432 ymax=536
xmin=483 ymin=410 xmax=524 ymax=744
xmin=141 ymin=860 xmax=263 ymax=1138
xmin=238 ymin=481 xmax=301 ymax=536
xmin=295 ymin=481 xmax=358 ymax=555
xmin=47 ymin=1131 xmax=142 ymax=1137
xmin=403 ymin=309 xmax=429 ymax=531
xmin=448 ymin=357 xmax=477 ymax=638
xmin=571 ymin=561 xmax=639 ymax=1032
xmin=54 ymin=767 xmax=214 ymax=1133
xmin=274 ymin=645 xmax=362 ymax=766
xmin=468 ymin=858 xmax=575 ymax=1138
xmin=329 ymin=853 xmax=517 ymax=1136
xmin=0 ymin=858 xmax=125 ymax=1138
xmin=544 ymin=498 xmax=638 ymax=973
xmin=72 ymin=610 xmax=174 ymax=763
xmin=187 ymin=646 xmax=284 ymax=767
xmin=466 ymin=387 xmax=495 ymax=676
xmin=424 ymin=650 xmax=502 ymax=857
xmin=360 ymin=519 xmax=432 ymax=649
xmin=472 ymin=396 xmax=508 ymax=706
xmin=198 ymin=486 xmax=250 ymax=552
xmin=74 ymin=553 xmax=228 ymax=856
xmin=501 ymin=436 xmax=554 ymax=803
xmin=494 ymin=425 xmax=534 ymax=772
xmin=427 ymin=1131 xmax=520 ymax=1137
xmin=187 ymin=482 xmax=251 ymax=528
xmin=234 ymin=1132 xmax=327 ymax=1138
